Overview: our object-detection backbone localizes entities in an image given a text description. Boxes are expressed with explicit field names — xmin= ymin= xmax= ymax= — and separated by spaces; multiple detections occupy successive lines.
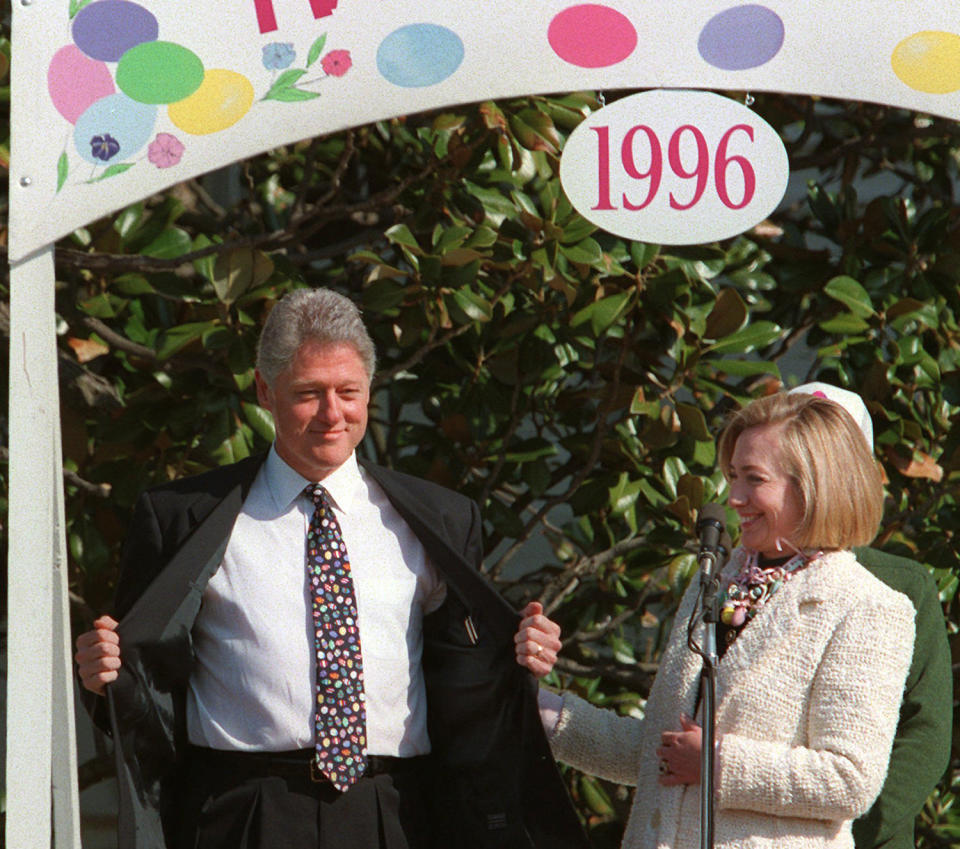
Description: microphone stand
xmin=698 ymin=546 xmax=720 ymax=849
xmin=693 ymin=516 xmax=728 ymax=849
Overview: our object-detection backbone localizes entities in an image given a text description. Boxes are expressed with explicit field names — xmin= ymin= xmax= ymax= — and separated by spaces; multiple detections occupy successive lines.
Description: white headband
xmin=789 ymin=382 xmax=873 ymax=451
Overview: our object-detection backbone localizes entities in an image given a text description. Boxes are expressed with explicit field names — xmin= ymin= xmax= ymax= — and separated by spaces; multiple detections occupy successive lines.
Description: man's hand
xmin=75 ymin=615 xmax=122 ymax=695
xmin=514 ymin=601 xmax=562 ymax=678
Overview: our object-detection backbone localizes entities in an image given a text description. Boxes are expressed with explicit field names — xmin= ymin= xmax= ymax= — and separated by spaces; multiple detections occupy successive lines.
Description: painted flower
xmin=147 ymin=133 xmax=185 ymax=169
xmin=90 ymin=134 xmax=120 ymax=162
xmin=262 ymin=42 xmax=296 ymax=70
xmin=321 ymin=49 xmax=352 ymax=77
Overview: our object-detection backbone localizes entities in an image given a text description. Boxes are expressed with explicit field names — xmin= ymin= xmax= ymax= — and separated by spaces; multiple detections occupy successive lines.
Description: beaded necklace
xmin=718 ymin=548 xmax=818 ymax=635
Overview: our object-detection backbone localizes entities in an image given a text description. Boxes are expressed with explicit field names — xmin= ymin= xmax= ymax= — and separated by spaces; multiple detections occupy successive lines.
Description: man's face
xmin=255 ymin=340 xmax=370 ymax=481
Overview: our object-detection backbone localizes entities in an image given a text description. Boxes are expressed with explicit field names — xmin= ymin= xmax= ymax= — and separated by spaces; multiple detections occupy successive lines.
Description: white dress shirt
xmin=186 ymin=447 xmax=446 ymax=755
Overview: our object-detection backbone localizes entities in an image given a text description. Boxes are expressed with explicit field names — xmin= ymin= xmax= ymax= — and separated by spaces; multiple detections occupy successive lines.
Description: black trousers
xmin=177 ymin=748 xmax=432 ymax=849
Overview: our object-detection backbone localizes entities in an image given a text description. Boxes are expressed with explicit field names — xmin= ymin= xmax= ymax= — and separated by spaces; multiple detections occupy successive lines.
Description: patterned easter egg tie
xmin=305 ymin=483 xmax=367 ymax=791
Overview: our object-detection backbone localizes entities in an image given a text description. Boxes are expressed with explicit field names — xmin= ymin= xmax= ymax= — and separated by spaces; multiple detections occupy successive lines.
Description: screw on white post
xmin=19 ymin=176 xmax=32 ymax=187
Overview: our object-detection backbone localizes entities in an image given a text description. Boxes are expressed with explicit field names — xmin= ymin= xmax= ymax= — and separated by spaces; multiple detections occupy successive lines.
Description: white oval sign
xmin=560 ymin=89 xmax=789 ymax=245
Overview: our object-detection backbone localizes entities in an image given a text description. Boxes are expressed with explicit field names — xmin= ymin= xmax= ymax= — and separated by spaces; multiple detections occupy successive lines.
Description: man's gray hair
xmin=256 ymin=288 xmax=377 ymax=384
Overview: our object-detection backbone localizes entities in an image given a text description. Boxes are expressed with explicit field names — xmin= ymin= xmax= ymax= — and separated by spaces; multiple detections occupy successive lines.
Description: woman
xmin=528 ymin=388 xmax=915 ymax=849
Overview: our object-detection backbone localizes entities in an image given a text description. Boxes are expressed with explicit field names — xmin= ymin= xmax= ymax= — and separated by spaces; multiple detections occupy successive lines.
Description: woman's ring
xmin=658 ymin=759 xmax=670 ymax=775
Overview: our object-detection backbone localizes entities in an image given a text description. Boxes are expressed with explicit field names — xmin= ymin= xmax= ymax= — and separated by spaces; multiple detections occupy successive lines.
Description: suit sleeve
xmin=79 ymin=491 xmax=165 ymax=733
xmin=717 ymin=591 xmax=916 ymax=821
xmin=464 ymin=498 xmax=484 ymax=569
xmin=852 ymin=574 xmax=953 ymax=849
xmin=112 ymin=491 xmax=167 ymax=618
xmin=547 ymin=691 xmax=645 ymax=786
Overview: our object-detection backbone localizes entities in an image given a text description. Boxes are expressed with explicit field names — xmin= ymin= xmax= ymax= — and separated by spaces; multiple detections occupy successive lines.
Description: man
xmin=849 ymin=546 xmax=952 ymax=849
xmin=788 ymin=384 xmax=953 ymax=849
xmin=75 ymin=288 xmax=582 ymax=849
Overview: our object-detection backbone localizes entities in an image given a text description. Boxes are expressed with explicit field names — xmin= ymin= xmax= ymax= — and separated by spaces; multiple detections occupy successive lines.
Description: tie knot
xmin=305 ymin=483 xmax=329 ymax=506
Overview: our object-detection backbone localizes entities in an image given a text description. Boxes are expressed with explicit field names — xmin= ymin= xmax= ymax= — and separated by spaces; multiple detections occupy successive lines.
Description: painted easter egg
xmin=548 ymin=4 xmax=637 ymax=68
xmin=892 ymin=31 xmax=960 ymax=94
xmin=116 ymin=41 xmax=205 ymax=105
xmin=377 ymin=24 xmax=464 ymax=87
xmin=48 ymin=45 xmax=115 ymax=124
xmin=168 ymin=69 xmax=255 ymax=135
xmin=72 ymin=0 xmax=158 ymax=63
xmin=73 ymin=92 xmax=157 ymax=165
xmin=698 ymin=4 xmax=785 ymax=71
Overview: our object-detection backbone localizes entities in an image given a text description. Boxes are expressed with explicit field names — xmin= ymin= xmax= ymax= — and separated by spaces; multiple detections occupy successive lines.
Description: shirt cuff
xmin=537 ymin=687 xmax=564 ymax=736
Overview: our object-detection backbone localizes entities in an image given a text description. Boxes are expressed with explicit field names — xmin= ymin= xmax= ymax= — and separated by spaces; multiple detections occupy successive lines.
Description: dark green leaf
xmin=823 ymin=276 xmax=875 ymax=318
xmin=706 ymin=321 xmax=781 ymax=354
xmin=142 ymin=227 xmax=192 ymax=259
xmin=156 ymin=321 xmax=219 ymax=360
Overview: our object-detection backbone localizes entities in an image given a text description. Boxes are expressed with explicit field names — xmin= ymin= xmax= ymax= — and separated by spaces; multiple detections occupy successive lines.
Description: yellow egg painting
xmin=168 ymin=69 xmax=255 ymax=135
xmin=892 ymin=31 xmax=960 ymax=94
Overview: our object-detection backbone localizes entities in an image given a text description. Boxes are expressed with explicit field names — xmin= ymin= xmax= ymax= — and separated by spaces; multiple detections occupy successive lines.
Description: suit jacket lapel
xmin=118 ymin=455 xmax=263 ymax=644
xmin=118 ymin=488 xmax=244 ymax=643
xmin=717 ymin=551 xmax=835 ymax=675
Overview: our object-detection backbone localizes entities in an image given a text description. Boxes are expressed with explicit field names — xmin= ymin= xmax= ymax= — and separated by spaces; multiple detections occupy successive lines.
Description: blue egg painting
xmin=377 ymin=24 xmax=464 ymax=87
xmin=73 ymin=93 xmax=157 ymax=166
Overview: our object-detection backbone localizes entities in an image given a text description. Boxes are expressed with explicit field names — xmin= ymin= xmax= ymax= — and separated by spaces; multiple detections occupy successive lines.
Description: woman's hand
xmin=656 ymin=715 xmax=702 ymax=785
xmin=514 ymin=601 xmax=562 ymax=678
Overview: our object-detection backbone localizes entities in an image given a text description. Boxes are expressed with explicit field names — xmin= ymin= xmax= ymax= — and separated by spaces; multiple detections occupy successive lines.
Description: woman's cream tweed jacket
xmin=549 ymin=548 xmax=915 ymax=849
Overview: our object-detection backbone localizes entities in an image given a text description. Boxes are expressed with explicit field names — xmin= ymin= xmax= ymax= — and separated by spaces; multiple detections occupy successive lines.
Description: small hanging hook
xmin=744 ymin=92 xmax=755 ymax=107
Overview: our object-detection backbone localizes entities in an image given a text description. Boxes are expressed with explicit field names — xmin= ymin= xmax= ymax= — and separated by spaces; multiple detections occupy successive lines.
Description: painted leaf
xmin=265 ymin=87 xmax=320 ymax=103
xmin=88 ymin=163 xmax=135 ymax=182
xmin=307 ymin=34 xmax=328 ymax=67
xmin=56 ymin=152 xmax=68 ymax=193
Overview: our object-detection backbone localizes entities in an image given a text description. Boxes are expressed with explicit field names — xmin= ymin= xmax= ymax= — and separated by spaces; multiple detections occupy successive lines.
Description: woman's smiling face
xmin=726 ymin=424 xmax=804 ymax=558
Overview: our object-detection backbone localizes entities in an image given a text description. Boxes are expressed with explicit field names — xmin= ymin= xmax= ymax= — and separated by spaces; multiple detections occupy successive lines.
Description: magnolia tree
xmin=1 ymin=59 xmax=957 ymax=847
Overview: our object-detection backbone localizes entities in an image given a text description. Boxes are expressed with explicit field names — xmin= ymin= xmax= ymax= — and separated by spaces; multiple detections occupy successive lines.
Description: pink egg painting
xmin=548 ymin=4 xmax=638 ymax=69
xmin=48 ymin=45 xmax=116 ymax=125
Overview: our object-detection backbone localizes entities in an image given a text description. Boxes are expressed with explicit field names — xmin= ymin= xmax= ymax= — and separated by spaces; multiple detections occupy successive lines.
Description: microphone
xmin=718 ymin=531 xmax=732 ymax=562
xmin=696 ymin=504 xmax=727 ymax=584
xmin=696 ymin=503 xmax=726 ymax=553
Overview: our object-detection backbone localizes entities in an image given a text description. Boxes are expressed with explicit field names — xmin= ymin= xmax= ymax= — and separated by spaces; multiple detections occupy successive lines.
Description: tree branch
xmin=489 ymin=323 xmax=633 ymax=581
xmin=540 ymin=536 xmax=651 ymax=614
xmin=553 ymin=656 xmax=656 ymax=695
xmin=82 ymin=316 xmax=158 ymax=364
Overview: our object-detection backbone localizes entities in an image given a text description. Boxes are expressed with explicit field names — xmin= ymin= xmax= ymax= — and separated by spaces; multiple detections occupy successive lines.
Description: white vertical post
xmin=6 ymin=247 xmax=81 ymax=849
xmin=52 ymin=396 xmax=82 ymax=849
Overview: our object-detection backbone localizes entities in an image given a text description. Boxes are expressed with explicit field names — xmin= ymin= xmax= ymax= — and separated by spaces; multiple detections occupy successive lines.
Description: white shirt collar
xmin=264 ymin=445 xmax=362 ymax=514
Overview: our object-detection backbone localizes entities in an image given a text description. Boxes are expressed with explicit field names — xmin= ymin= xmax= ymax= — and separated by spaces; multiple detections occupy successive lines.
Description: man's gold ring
xmin=534 ymin=643 xmax=543 ymax=658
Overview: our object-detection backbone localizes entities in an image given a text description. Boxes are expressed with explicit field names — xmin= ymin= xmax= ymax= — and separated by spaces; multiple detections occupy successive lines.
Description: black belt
xmin=187 ymin=746 xmax=428 ymax=784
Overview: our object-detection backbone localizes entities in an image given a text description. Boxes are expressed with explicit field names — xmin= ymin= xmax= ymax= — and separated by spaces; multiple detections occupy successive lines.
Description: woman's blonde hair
xmin=717 ymin=391 xmax=884 ymax=551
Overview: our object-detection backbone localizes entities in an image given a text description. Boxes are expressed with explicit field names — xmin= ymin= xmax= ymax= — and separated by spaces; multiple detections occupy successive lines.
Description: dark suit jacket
xmin=96 ymin=454 xmax=587 ymax=849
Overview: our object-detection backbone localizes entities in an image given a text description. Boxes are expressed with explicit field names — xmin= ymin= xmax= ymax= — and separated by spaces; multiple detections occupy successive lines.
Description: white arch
xmin=8 ymin=3 xmax=960 ymax=846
